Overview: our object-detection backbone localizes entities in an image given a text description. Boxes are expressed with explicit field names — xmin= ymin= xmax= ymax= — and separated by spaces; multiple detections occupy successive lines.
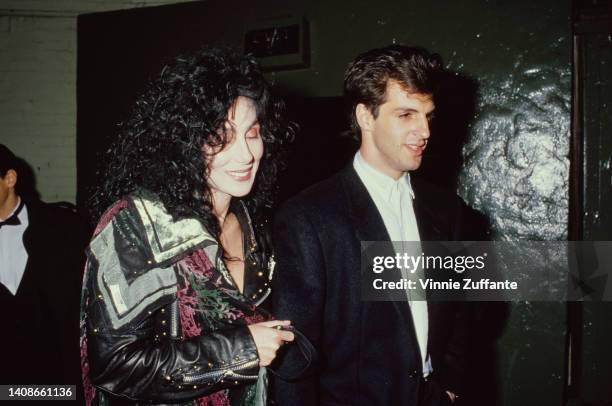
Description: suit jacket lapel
xmin=19 ymin=201 xmax=40 ymax=296
xmin=339 ymin=165 xmax=419 ymax=344
xmin=411 ymin=179 xmax=443 ymax=242
xmin=411 ymin=178 xmax=448 ymax=356
xmin=22 ymin=201 xmax=37 ymax=257
xmin=339 ymin=165 xmax=390 ymax=243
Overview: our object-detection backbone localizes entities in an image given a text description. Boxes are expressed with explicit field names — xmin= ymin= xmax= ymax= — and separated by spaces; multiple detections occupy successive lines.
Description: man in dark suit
xmin=0 ymin=144 xmax=88 ymax=396
xmin=272 ymin=46 xmax=469 ymax=405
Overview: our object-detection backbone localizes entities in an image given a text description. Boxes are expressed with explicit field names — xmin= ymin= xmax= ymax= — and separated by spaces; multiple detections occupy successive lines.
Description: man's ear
xmin=356 ymin=103 xmax=375 ymax=134
xmin=4 ymin=169 xmax=17 ymax=189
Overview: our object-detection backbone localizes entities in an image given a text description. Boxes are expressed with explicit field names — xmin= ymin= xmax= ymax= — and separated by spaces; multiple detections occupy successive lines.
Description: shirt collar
xmin=16 ymin=198 xmax=28 ymax=223
xmin=0 ymin=197 xmax=28 ymax=233
xmin=2 ymin=197 xmax=22 ymax=221
xmin=353 ymin=151 xmax=415 ymax=203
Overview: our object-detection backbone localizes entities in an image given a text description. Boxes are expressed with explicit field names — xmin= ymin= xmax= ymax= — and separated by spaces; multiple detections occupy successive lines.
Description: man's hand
xmin=247 ymin=320 xmax=295 ymax=366
xmin=446 ymin=391 xmax=458 ymax=403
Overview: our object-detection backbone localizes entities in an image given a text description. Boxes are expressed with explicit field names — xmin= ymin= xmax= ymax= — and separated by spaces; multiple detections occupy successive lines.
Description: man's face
xmin=359 ymin=80 xmax=434 ymax=179
xmin=205 ymin=96 xmax=264 ymax=203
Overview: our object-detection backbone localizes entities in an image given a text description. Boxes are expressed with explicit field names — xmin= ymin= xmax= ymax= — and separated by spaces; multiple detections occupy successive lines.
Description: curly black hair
xmin=91 ymin=47 xmax=292 ymax=236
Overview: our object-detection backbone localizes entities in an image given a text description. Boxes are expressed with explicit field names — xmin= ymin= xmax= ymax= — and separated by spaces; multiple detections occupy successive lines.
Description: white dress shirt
xmin=0 ymin=198 xmax=29 ymax=295
xmin=353 ymin=151 xmax=432 ymax=377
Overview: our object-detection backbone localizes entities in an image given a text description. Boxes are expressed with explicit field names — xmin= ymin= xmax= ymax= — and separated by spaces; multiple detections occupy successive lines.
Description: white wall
xmin=0 ymin=0 xmax=196 ymax=203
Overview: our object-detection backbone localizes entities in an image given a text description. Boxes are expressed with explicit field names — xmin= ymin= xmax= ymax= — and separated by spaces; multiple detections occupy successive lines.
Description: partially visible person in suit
xmin=272 ymin=45 xmax=470 ymax=406
xmin=0 ymin=144 xmax=88 ymax=396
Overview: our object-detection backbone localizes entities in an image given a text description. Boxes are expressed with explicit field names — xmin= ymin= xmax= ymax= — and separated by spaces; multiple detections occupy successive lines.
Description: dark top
xmin=0 ymin=199 xmax=88 ymax=391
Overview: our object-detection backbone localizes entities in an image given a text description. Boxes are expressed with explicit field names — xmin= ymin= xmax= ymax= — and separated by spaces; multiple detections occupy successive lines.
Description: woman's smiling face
xmin=206 ymin=96 xmax=264 ymax=202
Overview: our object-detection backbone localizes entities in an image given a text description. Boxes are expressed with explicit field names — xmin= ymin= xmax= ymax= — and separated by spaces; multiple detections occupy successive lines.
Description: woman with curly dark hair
xmin=80 ymin=47 xmax=294 ymax=406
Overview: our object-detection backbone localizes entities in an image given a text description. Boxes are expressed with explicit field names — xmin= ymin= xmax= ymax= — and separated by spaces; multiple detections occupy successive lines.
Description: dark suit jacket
xmin=271 ymin=165 xmax=469 ymax=406
xmin=0 ymin=199 xmax=88 ymax=390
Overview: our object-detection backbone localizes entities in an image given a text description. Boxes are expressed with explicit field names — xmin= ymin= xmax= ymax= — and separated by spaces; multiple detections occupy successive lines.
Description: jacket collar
xmin=339 ymin=164 xmax=391 ymax=243
xmin=129 ymin=190 xmax=216 ymax=266
xmin=129 ymin=190 xmax=271 ymax=304
xmin=339 ymin=164 xmax=440 ymax=364
xmin=339 ymin=165 xmax=418 ymax=332
xmin=411 ymin=178 xmax=444 ymax=241
xmin=339 ymin=164 xmax=442 ymax=242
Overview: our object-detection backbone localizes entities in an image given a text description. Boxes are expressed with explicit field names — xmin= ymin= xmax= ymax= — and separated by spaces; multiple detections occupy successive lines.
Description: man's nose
xmin=416 ymin=115 xmax=431 ymax=139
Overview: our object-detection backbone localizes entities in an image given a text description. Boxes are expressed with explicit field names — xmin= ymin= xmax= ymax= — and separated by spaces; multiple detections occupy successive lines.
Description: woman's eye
xmin=246 ymin=127 xmax=260 ymax=139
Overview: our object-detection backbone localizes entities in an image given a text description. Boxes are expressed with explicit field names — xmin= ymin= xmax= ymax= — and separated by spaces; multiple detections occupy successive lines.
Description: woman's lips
xmin=227 ymin=167 xmax=253 ymax=181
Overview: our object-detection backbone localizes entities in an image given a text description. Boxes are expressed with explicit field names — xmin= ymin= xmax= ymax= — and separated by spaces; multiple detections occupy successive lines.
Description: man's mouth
xmin=404 ymin=144 xmax=426 ymax=155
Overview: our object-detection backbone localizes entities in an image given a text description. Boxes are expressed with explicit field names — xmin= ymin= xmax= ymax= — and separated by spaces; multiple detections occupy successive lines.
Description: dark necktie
xmin=0 ymin=201 xmax=23 ymax=229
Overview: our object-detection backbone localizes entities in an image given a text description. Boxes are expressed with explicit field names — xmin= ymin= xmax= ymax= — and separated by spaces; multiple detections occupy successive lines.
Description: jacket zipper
xmin=181 ymin=358 xmax=259 ymax=384
xmin=239 ymin=200 xmax=257 ymax=249
xmin=241 ymin=200 xmax=273 ymax=307
xmin=170 ymin=301 xmax=179 ymax=338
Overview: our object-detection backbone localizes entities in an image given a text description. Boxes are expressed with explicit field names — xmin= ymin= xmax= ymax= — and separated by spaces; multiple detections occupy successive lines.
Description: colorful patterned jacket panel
xmin=81 ymin=191 xmax=273 ymax=406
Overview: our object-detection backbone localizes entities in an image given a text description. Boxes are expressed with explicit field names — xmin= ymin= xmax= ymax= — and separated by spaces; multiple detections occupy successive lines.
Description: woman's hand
xmin=247 ymin=320 xmax=295 ymax=366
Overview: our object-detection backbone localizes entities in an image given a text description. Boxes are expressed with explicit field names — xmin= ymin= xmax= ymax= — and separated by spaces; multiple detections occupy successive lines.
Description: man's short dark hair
xmin=344 ymin=45 xmax=443 ymax=134
xmin=0 ymin=144 xmax=18 ymax=178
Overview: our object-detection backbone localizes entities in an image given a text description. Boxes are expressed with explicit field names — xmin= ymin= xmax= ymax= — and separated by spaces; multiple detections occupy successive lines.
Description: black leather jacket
xmin=81 ymin=191 xmax=274 ymax=405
